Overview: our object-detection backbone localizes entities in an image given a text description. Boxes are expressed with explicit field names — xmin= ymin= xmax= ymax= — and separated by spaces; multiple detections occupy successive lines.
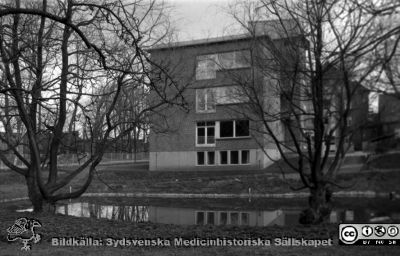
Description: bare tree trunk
xmin=26 ymin=170 xmax=44 ymax=212
xmin=133 ymin=128 xmax=137 ymax=163
xmin=300 ymin=185 xmax=332 ymax=224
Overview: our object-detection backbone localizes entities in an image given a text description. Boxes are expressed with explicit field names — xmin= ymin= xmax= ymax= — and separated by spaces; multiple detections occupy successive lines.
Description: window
xmin=219 ymin=120 xmax=250 ymax=138
xmin=207 ymin=151 xmax=215 ymax=165
xmin=196 ymin=88 xmax=216 ymax=112
xmin=220 ymin=212 xmax=228 ymax=225
xmin=218 ymin=50 xmax=250 ymax=69
xmin=197 ymin=87 xmax=247 ymax=112
xmin=220 ymin=151 xmax=228 ymax=165
xmin=241 ymin=212 xmax=249 ymax=225
xmin=197 ymin=151 xmax=216 ymax=166
xmin=220 ymin=121 xmax=234 ymax=137
xmin=197 ymin=152 xmax=205 ymax=165
xmin=196 ymin=55 xmax=217 ymax=80
xmin=214 ymin=86 xmax=247 ymax=104
xmin=241 ymin=150 xmax=249 ymax=164
xmin=230 ymin=151 xmax=239 ymax=164
xmin=217 ymin=86 xmax=248 ymax=104
xmin=197 ymin=122 xmax=215 ymax=146
xmin=195 ymin=50 xmax=251 ymax=81
xmin=218 ymin=150 xmax=250 ymax=165
xmin=207 ymin=212 xmax=215 ymax=225
xmin=230 ymin=212 xmax=239 ymax=225
xmin=196 ymin=212 xmax=205 ymax=225
xmin=236 ymin=120 xmax=250 ymax=137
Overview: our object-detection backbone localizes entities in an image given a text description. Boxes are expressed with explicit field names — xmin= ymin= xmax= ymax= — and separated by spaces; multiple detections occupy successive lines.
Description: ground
xmin=0 ymin=154 xmax=399 ymax=255
xmin=1 ymin=160 xmax=400 ymax=200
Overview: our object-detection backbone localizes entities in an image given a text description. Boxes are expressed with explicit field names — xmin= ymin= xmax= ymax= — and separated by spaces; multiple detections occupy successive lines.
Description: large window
xmin=218 ymin=50 xmax=250 ymax=69
xmin=215 ymin=86 xmax=247 ymax=104
xmin=195 ymin=50 xmax=250 ymax=80
xmin=196 ymin=86 xmax=247 ymax=113
xmin=196 ymin=121 xmax=215 ymax=146
xmin=196 ymin=55 xmax=218 ymax=80
xmin=219 ymin=120 xmax=250 ymax=138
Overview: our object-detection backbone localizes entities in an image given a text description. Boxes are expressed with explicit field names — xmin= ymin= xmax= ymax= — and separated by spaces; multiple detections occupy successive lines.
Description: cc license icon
xmin=341 ymin=226 xmax=358 ymax=244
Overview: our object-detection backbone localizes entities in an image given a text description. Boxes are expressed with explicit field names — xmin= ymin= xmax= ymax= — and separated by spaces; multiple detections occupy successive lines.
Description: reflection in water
xmin=56 ymin=203 xmax=148 ymax=222
xmin=53 ymin=202 xmax=400 ymax=227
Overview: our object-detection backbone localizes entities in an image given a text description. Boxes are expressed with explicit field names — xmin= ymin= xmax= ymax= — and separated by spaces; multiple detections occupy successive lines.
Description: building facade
xmin=147 ymin=21 xmax=373 ymax=171
xmin=147 ymin=28 xmax=295 ymax=171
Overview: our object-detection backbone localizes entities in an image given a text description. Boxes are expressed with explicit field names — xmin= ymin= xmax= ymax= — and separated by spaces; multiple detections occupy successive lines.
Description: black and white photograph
xmin=0 ymin=0 xmax=400 ymax=255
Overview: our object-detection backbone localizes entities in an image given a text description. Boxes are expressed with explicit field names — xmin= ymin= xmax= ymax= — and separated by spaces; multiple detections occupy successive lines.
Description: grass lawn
xmin=1 ymin=161 xmax=400 ymax=200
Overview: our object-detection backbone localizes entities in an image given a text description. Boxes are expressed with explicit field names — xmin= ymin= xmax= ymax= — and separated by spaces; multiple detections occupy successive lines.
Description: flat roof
xmin=147 ymin=33 xmax=259 ymax=51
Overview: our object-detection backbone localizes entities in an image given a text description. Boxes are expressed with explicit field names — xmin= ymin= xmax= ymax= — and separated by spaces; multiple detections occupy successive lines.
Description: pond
xmin=17 ymin=197 xmax=400 ymax=227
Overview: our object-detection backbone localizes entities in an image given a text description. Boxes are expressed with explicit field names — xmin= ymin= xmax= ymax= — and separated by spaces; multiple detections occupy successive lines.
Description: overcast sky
xmin=167 ymin=0 xmax=242 ymax=41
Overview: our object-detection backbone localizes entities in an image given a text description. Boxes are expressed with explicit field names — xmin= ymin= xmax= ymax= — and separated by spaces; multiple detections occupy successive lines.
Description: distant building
xmin=379 ymin=93 xmax=400 ymax=137
xmin=300 ymin=73 xmax=370 ymax=152
xmin=349 ymin=84 xmax=370 ymax=150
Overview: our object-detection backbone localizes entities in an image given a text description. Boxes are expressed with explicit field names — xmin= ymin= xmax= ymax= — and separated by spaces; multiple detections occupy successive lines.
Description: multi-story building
xmin=147 ymin=21 xmax=301 ymax=171
xmin=147 ymin=21 xmax=369 ymax=171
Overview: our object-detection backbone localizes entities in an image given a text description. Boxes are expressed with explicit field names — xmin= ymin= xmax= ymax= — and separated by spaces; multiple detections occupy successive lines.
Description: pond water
xmin=18 ymin=197 xmax=400 ymax=227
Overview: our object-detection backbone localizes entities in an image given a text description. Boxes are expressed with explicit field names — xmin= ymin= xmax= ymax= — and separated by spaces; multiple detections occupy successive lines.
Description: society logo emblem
xmin=387 ymin=226 xmax=399 ymax=237
xmin=340 ymin=226 xmax=358 ymax=244
xmin=6 ymin=217 xmax=42 ymax=251
xmin=361 ymin=226 xmax=373 ymax=237
xmin=374 ymin=226 xmax=386 ymax=237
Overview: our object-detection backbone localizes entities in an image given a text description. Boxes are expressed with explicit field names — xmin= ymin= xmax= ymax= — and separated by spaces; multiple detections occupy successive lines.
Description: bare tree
xmin=0 ymin=0 xmax=185 ymax=212
xmin=225 ymin=0 xmax=400 ymax=224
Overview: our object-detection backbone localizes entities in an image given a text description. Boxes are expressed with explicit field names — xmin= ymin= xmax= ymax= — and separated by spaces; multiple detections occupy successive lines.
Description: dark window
xmin=220 ymin=151 xmax=228 ymax=165
xmin=241 ymin=150 xmax=249 ymax=164
xmin=197 ymin=152 xmax=205 ymax=165
xmin=230 ymin=212 xmax=239 ymax=225
xmin=220 ymin=212 xmax=228 ymax=225
xmin=236 ymin=120 xmax=249 ymax=137
xmin=230 ymin=151 xmax=239 ymax=164
xmin=220 ymin=121 xmax=234 ymax=137
xmin=207 ymin=212 xmax=215 ymax=225
xmin=196 ymin=212 xmax=205 ymax=225
xmin=241 ymin=212 xmax=249 ymax=225
xmin=207 ymin=151 xmax=215 ymax=165
xmin=197 ymin=127 xmax=205 ymax=144
xmin=207 ymin=127 xmax=215 ymax=144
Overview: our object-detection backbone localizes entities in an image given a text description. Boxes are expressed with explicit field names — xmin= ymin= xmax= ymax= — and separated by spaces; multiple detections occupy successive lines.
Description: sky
xmin=167 ymin=0 xmax=242 ymax=41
